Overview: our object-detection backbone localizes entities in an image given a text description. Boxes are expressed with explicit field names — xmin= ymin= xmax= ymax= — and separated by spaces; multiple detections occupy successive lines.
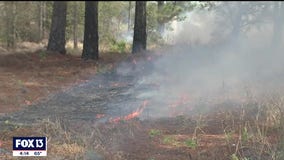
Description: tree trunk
xmin=82 ymin=1 xmax=99 ymax=60
xmin=157 ymin=1 xmax=165 ymax=34
xmin=5 ymin=2 xmax=16 ymax=49
xmin=43 ymin=1 xmax=46 ymax=39
xmin=47 ymin=1 xmax=67 ymax=54
xmin=38 ymin=1 xmax=44 ymax=42
xmin=132 ymin=1 xmax=147 ymax=54
xmin=73 ymin=2 xmax=78 ymax=49
xmin=128 ymin=1 xmax=132 ymax=31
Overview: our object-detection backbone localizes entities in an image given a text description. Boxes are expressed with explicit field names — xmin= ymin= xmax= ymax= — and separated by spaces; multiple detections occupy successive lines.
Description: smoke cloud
xmin=117 ymin=2 xmax=284 ymax=119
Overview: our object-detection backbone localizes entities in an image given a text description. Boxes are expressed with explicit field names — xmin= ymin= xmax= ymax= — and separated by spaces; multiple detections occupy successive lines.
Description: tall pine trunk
xmin=47 ymin=1 xmax=67 ymax=54
xmin=128 ymin=1 xmax=132 ymax=31
xmin=37 ymin=1 xmax=44 ymax=42
xmin=38 ymin=1 xmax=45 ymax=42
xmin=82 ymin=1 xmax=99 ymax=60
xmin=43 ymin=1 xmax=46 ymax=39
xmin=132 ymin=1 xmax=147 ymax=54
xmin=73 ymin=2 xmax=78 ymax=49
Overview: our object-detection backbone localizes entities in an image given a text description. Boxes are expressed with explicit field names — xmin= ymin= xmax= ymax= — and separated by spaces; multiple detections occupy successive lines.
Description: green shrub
xmin=184 ymin=138 xmax=197 ymax=149
xmin=110 ymin=39 xmax=127 ymax=53
xmin=149 ymin=129 xmax=161 ymax=138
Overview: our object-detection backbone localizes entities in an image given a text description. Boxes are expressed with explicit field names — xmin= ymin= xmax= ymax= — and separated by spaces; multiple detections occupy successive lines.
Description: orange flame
xmin=110 ymin=100 xmax=149 ymax=123
xmin=124 ymin=110 xmax=141 ymax=121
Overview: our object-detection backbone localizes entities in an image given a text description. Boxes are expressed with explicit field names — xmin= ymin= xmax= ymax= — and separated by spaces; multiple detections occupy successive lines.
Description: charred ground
xmin=0 ymin=48 xmax=283 ymax=160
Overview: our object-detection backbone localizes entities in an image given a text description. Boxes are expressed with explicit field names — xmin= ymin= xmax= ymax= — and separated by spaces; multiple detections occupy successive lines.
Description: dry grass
xmin=216 ymin=92 xmax=284 ymax=160
xmin=0 ymin=98 xmax=283 ymax=160
xmin=0 ymin=44 xmax=283 ymax=159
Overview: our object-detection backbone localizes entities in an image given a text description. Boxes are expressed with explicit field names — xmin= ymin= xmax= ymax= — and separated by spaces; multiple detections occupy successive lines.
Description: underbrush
xmin=221 ymin=94 xmax=284 ymax=160
xmin=0 ymin=93 xmax=283 ymax=160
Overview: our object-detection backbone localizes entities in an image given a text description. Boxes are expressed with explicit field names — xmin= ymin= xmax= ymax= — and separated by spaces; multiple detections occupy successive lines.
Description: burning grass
xmin=0 ymin=98 xmax=283 ymax=160
xmin=81 ymin=94 xmax=284 ymax=160
xmin=0 ymin=47 xmax=284 ymax=160
xmin=1 ymin=93 xmax=281 ymax=160
xmin=109 ymin=100 xmax=149 ymax=123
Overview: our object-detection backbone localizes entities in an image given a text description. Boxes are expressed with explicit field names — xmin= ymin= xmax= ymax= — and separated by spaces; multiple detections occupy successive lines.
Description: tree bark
xmin=82 ymin=1 xmax=99 ymax=60
xmin=132 ymin=1 xmax=147 ymax=54
xmin=73 ymin=2 xmax=78 ymax=49
xmin=43 ymin=1 xmax=46 ymax=39
xmin=128 ymin=1 xmax=132 ymax=31
xmin=38 ymin=1 xmax=44 ymax=42
xmin=47 ymin=1 xmax=67 ymax=54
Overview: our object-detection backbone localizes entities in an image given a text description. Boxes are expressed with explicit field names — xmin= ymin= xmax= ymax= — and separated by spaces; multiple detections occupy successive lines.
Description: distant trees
xmin=81 ymin=1 xmax=99 ymax=60
xmin=4 ymin=2 xmax=17 ymax=49
xmin=37 ymin=1 xmax=46 ymax=42
xmin=145 ymin=1 xmax=193 ymax=44
xmin=98 ymin=2 xmax=130 ymax=49
xmin=156 ymin=1 xmax=189 ymax=35
xmin=47 ymin=1 xmax=67 ymax=54
xmin=132 ymin=1 xmax=147 ymax=54
xmin=72 ymin=2 xmax=78 ymax=49
xmin=213 ymin=2 xmax=283 ymax=46
xmin=157 ymin=1 xmax=165 ymax=34
xmin=0 ymin=1 xmax=191 ymax=54
xmin=128 ymin=2 xmax=132 ymax=31
xmin=7 ymin=1 xmax=281 ymax=57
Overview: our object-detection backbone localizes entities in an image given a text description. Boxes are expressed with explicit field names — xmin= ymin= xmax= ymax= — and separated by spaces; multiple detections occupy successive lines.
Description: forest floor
xmin=0 ymin=48 xmax=125 ymax=113
xmin=0 ymin=45 xmax=283 ymax=160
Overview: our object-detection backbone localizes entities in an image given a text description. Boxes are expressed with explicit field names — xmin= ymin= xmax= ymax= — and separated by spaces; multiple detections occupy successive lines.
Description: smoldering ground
xmin=1 ymin=2 xmax=282 ymax=126
xmin=116 ymin=2 xmax=284 ymax=119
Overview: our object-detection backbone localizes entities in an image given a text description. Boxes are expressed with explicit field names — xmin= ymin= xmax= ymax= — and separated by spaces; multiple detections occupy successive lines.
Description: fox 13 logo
xmin=13 ymin=137 xmax=47 ymax=156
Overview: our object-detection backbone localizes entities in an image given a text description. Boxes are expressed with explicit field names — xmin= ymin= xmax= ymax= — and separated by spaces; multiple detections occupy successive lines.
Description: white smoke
xmin=117 ymin=2 xmax=284 ymax=118
xmin=164 ymin=10 xmax=223 ymax=46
